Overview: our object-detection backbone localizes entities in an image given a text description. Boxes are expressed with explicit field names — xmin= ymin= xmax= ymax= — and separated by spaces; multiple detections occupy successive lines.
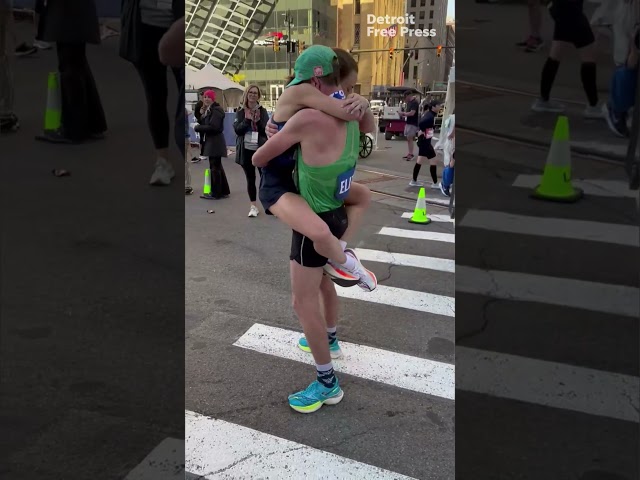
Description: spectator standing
xmin=195 ymin=90 xmax=230 ymax=199
xmin=233 ymin=84 xmax=269 ymax=217
xmin=38 ymin=0 xmax=107 ymax=143
xmin=120 ymin=0 xmax=182 ymax=186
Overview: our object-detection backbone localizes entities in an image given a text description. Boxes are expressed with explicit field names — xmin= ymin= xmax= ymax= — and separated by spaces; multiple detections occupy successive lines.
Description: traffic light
xmin=436 ymin=45 xmax=442 ymax=57
xmin=389 ymin=48 xmax=394 ymax=59
xmin=298 ymin=41 xmax=305 ymax=53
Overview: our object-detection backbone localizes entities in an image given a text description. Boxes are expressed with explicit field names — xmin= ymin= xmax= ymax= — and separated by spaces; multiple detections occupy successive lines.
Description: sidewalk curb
xmin=458 ymin=123 xmax=627 ymax=163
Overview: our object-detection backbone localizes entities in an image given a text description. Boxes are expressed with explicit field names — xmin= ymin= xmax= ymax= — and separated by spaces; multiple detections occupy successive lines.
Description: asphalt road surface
xmin=454 ymin=130 xmax=639 ymax=479
xmin=185 ymin=155 xmax=456 ymax=479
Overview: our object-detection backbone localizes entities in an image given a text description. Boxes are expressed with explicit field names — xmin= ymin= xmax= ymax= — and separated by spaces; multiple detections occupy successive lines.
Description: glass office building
xmin=242 ymin=0 xmax=338 ymax=108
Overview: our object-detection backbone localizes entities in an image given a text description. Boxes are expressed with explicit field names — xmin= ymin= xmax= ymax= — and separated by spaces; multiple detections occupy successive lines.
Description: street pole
xmin=286 ymin=10 xmax=292 ymax=77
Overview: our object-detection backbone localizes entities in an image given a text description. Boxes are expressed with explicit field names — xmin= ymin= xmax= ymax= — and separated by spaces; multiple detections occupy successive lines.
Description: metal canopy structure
xmin=185 ymin=0 xmax=277 ymax=75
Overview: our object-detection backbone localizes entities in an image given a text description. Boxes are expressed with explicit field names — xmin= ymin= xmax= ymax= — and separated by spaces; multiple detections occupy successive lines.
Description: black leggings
xmin=241 ymin=163 xmax=262 ymax=202
xmin=134 ymin=23 xmax=181 ymax=150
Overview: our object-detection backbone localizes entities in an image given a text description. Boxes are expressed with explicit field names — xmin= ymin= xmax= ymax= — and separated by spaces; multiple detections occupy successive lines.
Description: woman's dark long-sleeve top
xmin=233 ymin=106 xmax=270 ymax=167
xmin=194 ymin=103 xmax=227 ymax=158
xmin=418 ymin=109 xmax=436 ymax=133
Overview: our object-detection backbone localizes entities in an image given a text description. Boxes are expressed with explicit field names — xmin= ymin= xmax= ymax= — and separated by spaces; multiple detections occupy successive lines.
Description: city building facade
xmin=402 ymin=0 xmax=449 ymax=92
xmin=334 ymin=0 xmax=405 ymax=98
xmin=242 ymin=0 xmax=338 ymax=108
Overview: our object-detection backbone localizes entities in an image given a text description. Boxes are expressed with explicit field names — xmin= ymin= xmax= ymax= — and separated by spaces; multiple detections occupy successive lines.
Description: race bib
xmin=335 ymin=167 xmax=355 ymax=201
xmin=244 ymin=131 xmax=258 ymax=150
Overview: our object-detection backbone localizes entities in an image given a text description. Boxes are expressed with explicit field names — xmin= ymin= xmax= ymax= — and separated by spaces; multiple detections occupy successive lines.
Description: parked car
xmin=370 ymin=100 xmax=386 ymax=116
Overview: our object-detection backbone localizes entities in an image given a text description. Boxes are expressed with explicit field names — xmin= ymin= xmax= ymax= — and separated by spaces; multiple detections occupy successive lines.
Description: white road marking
xmin=457 ymin=347 xmax=640 ymax=423
xmin=233 ymin=323 xmax=455 ymax=399
xmin=401 ymin=212 xmax=454 ymax=223
xmin=125 ymin=437 xmax=184 ymax=480
xmin=354 ymin=248 xmax=455 ymax=273
xmin=456 ymin=266 xmax=639 ymax=318
xmin=185 ymin=411 xmax=418 ymax=479
xmin=512 ymin=174 xmax=637 ymax=198
xmin=335 ymin=284 xmax=455 ymax=317
xmin=458 ymin=209 xmax=639 ymax=247
xmin=378 ymin=227 xmax=455 ymax=243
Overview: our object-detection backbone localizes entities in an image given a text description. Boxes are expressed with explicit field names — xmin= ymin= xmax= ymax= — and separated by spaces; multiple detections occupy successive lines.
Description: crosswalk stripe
xmin=401 ymin=212 xmax=454 ymax=223
xmin=457 ymin=266 xmax=639 ymax=318
xmin=335 ymin=284 xmax=455 ymax=317
xmin=185 ymin=411 xmax=418 ymax=479
xmin=458 ymin=209 xmax=639 ymax=246
xmin=233 ymin=323 xmax=455 ymax=398
xmin=354 ymin=248 xmax=455 ymax=273
xmin=512 ymin=175 xmax=636 ymax=198
xmin=456 ymin=347 xmax=640 ymax=423
xmin=378 ymin=227 xmax=455 ymax=243
xmin=125 ymin=437 xmax=184 ymax=479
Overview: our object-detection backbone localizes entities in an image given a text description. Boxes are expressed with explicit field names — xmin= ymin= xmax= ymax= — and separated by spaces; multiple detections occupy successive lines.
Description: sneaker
xmin=523 ymin=36 xmax=544 ymax=52
xmin=402 ymin=154 xmax=415 ymax=161
xmin=440 ymin=182 xmax=450 ymax=197
xmin=15 ymin=43 xmax=37 ymax=57
xmin=33 ymin=40 xmax=52 ymax=50
xmin=0 ymin=114 xmax=19 ymax=133
xmin=248 ymin=205 xmax=259 ymax=217
xmin=149 ymin=158 xmax=175 ymax=186
xmin=190 ymin=156 xmax=201 ymax=163
xmin=288 ymin=379 xmax=344 ymax=414
xmin=344 ymin=248 xmax=377 ymax=292
xmin=531 ymin=98 xmax=565 ymax=113
xmin=323 ymin=261 xmax=359 ymax=287
xmin=409 ymin=180 xmax=422 ymax=187
xmin=603 ymin=103 xmax=629 ymax=138
xmin=298 ymin=337 xmax=344 ymax=359
xmin=430 ymin=182 xmax=440 ymax=189
xmin=583 ymin=104 xmax=603 ymax=119
xmin=185 ymin=186 xmax=193 ymax=195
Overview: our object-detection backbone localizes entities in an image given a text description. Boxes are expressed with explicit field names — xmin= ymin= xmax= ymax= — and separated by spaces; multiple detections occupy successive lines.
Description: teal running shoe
xmin=288 ymin=379 xmax=344 ymax=414
xmin=298 ymin=336 xmax=343 ymax=359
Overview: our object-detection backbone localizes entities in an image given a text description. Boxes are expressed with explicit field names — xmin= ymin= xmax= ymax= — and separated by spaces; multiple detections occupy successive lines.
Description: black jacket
xmin=120 ymin=0 xmax=182 ymax=63
xmin=195 ymin=103 xmax=227 ymax=158
xmin=233 ymin=106 xmax=270 ymax=167
xmin=41 ymin=0 xmax=100 ymax=44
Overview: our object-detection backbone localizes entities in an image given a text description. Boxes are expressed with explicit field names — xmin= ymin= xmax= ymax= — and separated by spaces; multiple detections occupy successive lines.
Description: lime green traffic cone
xmin=531 ymin=115 xmax=583 ymax=203
xmin=43 ymin=72 xmax=61 ymax=133
xmin=200 ymin=169 xmax=214 ymax=199
xmin=408 ymin=187 xmax=431 ymax=225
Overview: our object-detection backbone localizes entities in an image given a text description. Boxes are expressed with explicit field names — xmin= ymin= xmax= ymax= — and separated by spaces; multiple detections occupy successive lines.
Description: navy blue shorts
xmin=258 ymin=166 xmax=297 ymax=215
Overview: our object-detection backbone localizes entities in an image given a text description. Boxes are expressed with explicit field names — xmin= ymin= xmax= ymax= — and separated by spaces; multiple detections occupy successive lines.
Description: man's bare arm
xmin=252 ymin=110 xmax=312 ymax=167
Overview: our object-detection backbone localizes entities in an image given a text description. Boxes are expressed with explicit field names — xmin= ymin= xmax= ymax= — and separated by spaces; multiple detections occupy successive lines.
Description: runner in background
xmin=515 ymin=0 xmax=545 ymax=52
xmin=531 ymin=0 xmax=600 ymax=117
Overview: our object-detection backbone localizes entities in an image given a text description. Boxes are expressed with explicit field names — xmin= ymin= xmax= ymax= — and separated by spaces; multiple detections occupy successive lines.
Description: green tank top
xmin=295 ymin=121 xmax=360 ymax=213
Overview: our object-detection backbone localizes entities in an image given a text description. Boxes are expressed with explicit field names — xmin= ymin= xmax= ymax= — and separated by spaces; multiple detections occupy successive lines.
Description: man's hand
xmin=343 ymin=94 xmax=369 ymax=119
xmin=265 ymin=117 xmax=278 ymax=138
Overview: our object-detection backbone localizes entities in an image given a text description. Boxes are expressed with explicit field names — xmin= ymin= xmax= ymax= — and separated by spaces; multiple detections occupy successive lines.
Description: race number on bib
xmin=335 ymin=167 xmax=355 ymax=201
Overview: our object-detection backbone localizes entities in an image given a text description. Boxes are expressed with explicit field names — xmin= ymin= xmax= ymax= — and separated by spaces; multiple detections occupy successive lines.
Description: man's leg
xmin=298 ymin=274 xmax=344 ymax=358
xmin=341 ymin=183 xmax=371 ymax=243
xmin=288 ymin=259 xmax=343 ymax=414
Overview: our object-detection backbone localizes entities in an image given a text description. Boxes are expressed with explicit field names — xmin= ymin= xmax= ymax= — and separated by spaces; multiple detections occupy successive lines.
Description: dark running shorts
xmin=417 ymin=136 xmax=436 ymax=159
xmin=258 ymin=166 xmax=298 ymax=215
xmin=290 ymin=206 xmax=348 ymax=268
xmin=551 ymin=10 xmax=594 ymax=49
